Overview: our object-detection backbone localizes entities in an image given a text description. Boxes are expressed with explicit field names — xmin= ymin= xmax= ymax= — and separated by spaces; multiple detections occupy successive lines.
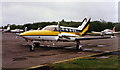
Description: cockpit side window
xmin=42 ymin=27 xmax=56 ymax=31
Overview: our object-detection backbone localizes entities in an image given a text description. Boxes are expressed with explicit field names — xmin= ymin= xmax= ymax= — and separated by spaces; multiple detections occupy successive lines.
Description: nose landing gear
xmin=30 ymin=41 xmax=40 ymax=52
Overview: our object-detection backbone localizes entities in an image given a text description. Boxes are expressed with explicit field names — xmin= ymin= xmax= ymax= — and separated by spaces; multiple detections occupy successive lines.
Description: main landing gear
xmin=28 ymin=40 xmax=82 ymax=52
xmin=30 ymin=41 xmax=40 ymax=52
xmin=76 ymin=41 xmax=83 ymax=51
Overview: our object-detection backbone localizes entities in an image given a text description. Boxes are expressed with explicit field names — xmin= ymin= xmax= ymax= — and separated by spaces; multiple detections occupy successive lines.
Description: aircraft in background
xmin=10 ymin=29 xmax=24 ymax=33
xmin=1 ymin=24 xmax=25 ymax=33
xmin=1 ymin=24 xmax=11 ymax=32
xmin=92 ymin=27 xmax=120 ymax=36
xmin=19 ymin=17 xmax=115 ymax=52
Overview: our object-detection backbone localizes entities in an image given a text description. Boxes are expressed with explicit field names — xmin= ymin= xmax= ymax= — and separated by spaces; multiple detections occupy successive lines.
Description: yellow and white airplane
xmin=19 ymin=18 xmax=114 ymax=52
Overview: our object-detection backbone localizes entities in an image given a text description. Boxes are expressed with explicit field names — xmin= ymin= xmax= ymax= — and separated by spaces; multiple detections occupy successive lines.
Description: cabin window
xmin=65 ymin=28 xmax=69 ymax=32
xmin=76 ymin=30 xmax=81 ymax=32
xmin=72 ymin=29 xmax=75 ymax=32
xmin=67 ymin=29 xmax=70 ymax=32
xmin=61 ymin=28 xmax=64 ymax=32
xmin=63 ymin=28 xmax=66 ymax=32
xmin=70 ymin=29 xmax=73 ymax=32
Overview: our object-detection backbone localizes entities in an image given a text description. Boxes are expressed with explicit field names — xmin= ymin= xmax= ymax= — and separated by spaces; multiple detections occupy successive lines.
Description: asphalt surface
xmin=2 ymin=33 xmax=119 ymax=69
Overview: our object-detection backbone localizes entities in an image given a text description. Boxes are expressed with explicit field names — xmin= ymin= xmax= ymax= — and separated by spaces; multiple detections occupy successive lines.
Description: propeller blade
xmin=57 ymin=22 xmax=61 ymax=33
xmin=15 ymin=33 xmax=21 ymax=38
xmin=24 ymin=27 xmax=27 ymax=32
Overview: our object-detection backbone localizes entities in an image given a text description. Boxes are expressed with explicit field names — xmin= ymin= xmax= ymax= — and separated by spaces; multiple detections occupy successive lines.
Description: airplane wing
xmin=91 ymin=31 xmax=102 ymax=35
xmin=58 ymin=33 xmax=115 ymax=41
xmin=113 ymin=32 xmax=120 ymax=34
xmin=75 ymin=36 xmax=114 ymax=40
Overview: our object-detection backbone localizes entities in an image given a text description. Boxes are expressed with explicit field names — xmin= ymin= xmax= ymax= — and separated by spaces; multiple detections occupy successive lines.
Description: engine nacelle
xmin=58 ymin=33 xmax=78 ymax=41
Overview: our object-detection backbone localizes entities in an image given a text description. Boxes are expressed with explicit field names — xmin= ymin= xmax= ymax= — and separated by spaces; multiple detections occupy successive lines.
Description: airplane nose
xmin=19 ymin=30 xmax=53 ymax=36
xmin=19 ymin=31 xmax=33 ymax=36
xmin=19 ymin=30 xmax=59 ymax=36
xmin=19 ymin=32 xmax=27 ymax=36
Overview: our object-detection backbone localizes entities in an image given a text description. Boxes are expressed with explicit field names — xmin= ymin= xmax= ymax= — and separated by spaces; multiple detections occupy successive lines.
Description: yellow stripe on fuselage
xmin=20 ymin=24 xmax=89 ymax=36
xmin=20 ymin=30 xmax=59 ymax=36
xmin=20 ymin=30 xmax=82 ymax=36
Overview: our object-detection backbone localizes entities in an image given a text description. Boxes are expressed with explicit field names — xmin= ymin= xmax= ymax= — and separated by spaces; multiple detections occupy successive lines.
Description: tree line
xmin=2 ymin=20 xmax=120 ymax=32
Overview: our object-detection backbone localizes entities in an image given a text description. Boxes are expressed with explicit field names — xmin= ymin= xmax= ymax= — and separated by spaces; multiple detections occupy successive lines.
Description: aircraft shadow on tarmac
xmin=12 ymin=44 xmax=110 ymax=62
xmin=21 ymin=43 xmax=108 ymax=53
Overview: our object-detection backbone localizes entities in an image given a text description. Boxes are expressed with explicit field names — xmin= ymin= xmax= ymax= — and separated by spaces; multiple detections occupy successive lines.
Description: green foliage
xmin=53 ymin=55 xmax=119 ymax=69
xmin=89 ymin=21 xmax=115 ymax=32
xmin=23 ymin=22 xmax=58 ymax=30
xmin=2 ymin=20 xmax=120 ymax=32
xmin=10 ymin=24 xmax=23 ymax=29
xmin=114 ymin=23 xmax=120 ymax=31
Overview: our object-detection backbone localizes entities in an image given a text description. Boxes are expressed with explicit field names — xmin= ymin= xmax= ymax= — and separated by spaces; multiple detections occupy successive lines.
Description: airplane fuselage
xmin=20 ymin=25 xmax=89 ymax=41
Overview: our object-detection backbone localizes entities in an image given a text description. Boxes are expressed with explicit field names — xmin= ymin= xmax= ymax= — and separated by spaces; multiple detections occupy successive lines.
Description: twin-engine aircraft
xmin=19 ymin=18 xmax=114 ymax=52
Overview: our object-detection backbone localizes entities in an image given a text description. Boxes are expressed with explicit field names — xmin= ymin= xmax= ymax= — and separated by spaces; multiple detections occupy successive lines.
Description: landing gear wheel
xmin=76 ymin=41 xmax=83 ymax=51
xmin=30 ymin=45 xmax=35 ymax=52
xmin=33 ymin=42 xmax=40 ymax=47
xmin=79 ymin=46 xmax=83 ymax=51
xmin=76 ymin=44 xmax=79 ymax=50
xmin=76 ymin=45 xmax=83 ymax=51
xmin=29 ymin=42 xmax=40 ymax=52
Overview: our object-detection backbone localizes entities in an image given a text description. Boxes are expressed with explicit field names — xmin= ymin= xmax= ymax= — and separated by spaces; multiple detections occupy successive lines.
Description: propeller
xmin=15 ymin=33 xmax=20 ymax=38
xmin=57 ymin=22 xmax=61 ymax=33
xmin=24 ymin=27 xmax=28 ymax=32
xmin=37 ymin=27 xmax=40 ymax=30
xmin=15 ymin=27 xmax=28 ymax=38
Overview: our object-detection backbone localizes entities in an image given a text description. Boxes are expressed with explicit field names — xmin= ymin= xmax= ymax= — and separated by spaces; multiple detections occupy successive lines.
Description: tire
xmin=79 ymin=47 xmax=83 ymax=51
xmin=76 ymin=45 xmax=79 ymax=50
xmin=76 ymin=41 xmax=80 ymax=50
xmin=30 ymin=45 xmax=35 ymax=52
xmin=76 ymin=41 xmax=83 ymax=51
xmin=33 ymin=43 xmax=40 ymax=47
xmin=29 ymin=42 xmax=40 ymax=52
xmin=76 ymin=45 xmax=83 ymax=51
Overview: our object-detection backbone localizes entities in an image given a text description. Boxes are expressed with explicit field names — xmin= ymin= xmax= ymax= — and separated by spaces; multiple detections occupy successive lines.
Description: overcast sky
xmin=118 ymin=1 xmax=120 ymax=22
xmin=1 ymin=0 xmax=119 ymax=26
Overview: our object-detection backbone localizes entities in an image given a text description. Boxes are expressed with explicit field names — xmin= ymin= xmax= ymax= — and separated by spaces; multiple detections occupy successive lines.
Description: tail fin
xmin=78 ymin=18 xmax=91 ymax=30
xmin=112 ymin=26 xmax=116 ymax=32
xmin=78 ymin=18 xmax=91 ymax=36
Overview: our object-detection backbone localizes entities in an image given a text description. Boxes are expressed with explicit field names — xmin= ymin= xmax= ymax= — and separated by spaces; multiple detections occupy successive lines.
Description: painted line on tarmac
xmin=24 ymin=64 xmax=48 ymax=70
xmin=54 ymin=50 xmax=119 ymax=64
xmin=27 ymin=50 xmax=118 ymax=70
xmin=29 ymin=64 xmax=47 ymax=69
xmin=53 ymin=52 xmax=103 ymax=64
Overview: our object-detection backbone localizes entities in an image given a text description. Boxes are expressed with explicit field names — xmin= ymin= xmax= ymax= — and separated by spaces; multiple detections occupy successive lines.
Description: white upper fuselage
xmin=42 ymin=25 xmax=82 ymax=32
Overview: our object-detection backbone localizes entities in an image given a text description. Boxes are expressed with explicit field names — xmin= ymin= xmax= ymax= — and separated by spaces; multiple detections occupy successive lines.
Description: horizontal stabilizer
xmin=75 ymin=36 xmax=115 ymax=41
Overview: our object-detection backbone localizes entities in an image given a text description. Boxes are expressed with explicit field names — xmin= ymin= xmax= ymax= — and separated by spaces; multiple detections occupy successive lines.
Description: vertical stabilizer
xmin=78 ymin=18 xmax=91 ymax=30
xmin=78 ymin=17 xmax=91 ymax=36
